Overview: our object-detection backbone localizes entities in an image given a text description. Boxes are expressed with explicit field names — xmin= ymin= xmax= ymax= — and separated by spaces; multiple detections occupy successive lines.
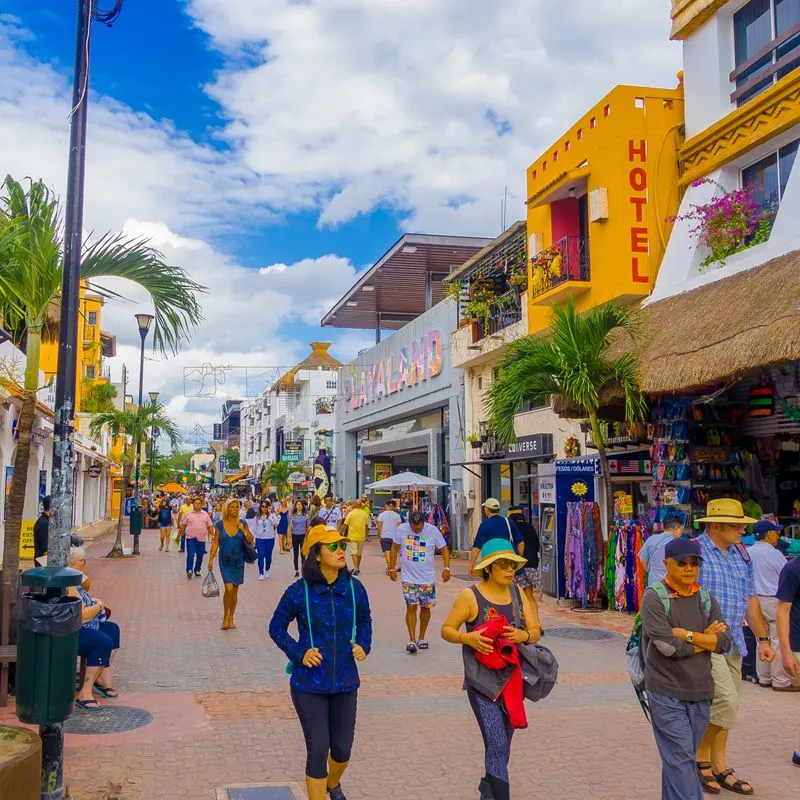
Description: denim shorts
xmin=380 ymin=538 xmax=394 ymax=553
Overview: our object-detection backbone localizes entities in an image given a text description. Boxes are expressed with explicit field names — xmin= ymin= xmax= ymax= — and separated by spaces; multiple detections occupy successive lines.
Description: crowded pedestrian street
xmin=1 ymin=527 xmax=795 ymax=800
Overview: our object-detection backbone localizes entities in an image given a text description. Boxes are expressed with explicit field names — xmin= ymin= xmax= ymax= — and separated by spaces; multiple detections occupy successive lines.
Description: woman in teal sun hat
xmin=441 ymin=539 xmax=542 ymax=800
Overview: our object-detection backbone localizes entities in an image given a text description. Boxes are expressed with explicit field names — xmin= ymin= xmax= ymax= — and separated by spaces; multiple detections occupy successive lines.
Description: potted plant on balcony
xmin=465 ymin=280 xmax=495 ymax=335
xmin=507 ymin=262 xmax=528 ymax=303
xmin=467 ymin=433 xmax=483 ymax=449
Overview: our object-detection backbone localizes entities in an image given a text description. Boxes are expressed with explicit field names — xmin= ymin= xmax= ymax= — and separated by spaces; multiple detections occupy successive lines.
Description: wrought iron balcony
xmin=475 ymin=290 xmax=524 ymax=340
xmin=530 ymin=235 xmax=590 ymax=299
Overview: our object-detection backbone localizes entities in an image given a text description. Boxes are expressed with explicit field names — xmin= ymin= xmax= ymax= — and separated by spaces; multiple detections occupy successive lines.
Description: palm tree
xmin=89 ymin=401 xmax=181 ymax=557
xmin=486 ymin=297 xmax=647 ymax=541
xmin=264 ymin=461 xmax=293 ymax=497
xmin=0 ymin=176 xmax=205 ymax=585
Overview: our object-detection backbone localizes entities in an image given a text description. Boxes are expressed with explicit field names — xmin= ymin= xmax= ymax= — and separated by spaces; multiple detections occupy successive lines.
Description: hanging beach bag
xmin=509 ymin=586 xmax=558 ymax=701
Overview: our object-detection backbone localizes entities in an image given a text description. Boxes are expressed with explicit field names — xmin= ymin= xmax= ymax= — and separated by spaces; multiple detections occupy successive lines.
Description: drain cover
xmin=64 ymin=705 xmax=153 ymax=734
xmin=218 ymin=786 xmax=303 ymax=800
xmin=544 ymin=627 xmax=619 ymax=641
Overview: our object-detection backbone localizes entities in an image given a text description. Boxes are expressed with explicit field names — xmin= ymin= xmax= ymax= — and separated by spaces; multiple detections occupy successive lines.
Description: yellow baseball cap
xmin=301 ymin=524 xmax=348 ymax=558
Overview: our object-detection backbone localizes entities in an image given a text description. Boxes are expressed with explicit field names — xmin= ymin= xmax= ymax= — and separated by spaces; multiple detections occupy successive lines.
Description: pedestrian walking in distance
xmin=638 ymin=510 xmax=685 ymax=587
xmin=775 ymin=547 xmax=800 ymax=766
xmin=157 ymin=499 xmax=174 ymax=552
xmin=208 ymin=498 xmax=256 ymax=630
xmin=342 ymin=498 xmax=369 ymax=575
xmin=247 ymin=500 xmax=279 ymax=580
xmin=441 ymin=539 xmax=541 ymax=800
xmin=269 ymin=525 xmax=372 ymax=800
xmin=694 ymin=499 xmax=775 ymax=795
xmin=289 ymin=499 xmax=310 ymax=578
xmin=640 ymin=537 xmax=733 ymax=800
xmin=469 ymin=498 xmax=524 ymax=576
xmin=377 ymin=499 xmax=402 ymax=575
xmin=180 ymin=496 xmax=214 ymax=579
xmin=388 ymin=509 xmax=451 ymax=653
xmin=747 ymin=519 xmax=796 ymax=691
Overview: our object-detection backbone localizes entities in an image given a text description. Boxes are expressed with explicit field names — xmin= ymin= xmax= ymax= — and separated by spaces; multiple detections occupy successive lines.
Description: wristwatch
xmin=686 ymin=632 xmax=695 ymax=644
xmin=757 ymin=636 xmax=770 ymax=642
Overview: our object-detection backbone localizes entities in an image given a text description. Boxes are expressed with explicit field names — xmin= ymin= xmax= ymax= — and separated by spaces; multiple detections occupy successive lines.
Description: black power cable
xmin=91 ymin=0 xmax=125 ymax=26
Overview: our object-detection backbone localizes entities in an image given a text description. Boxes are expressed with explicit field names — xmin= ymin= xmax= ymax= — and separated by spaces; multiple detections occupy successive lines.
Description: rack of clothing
xmin=605 ymin=520 xmax=645 ymax=613
xmin=564 ymin=500 xmax=603 ymax=607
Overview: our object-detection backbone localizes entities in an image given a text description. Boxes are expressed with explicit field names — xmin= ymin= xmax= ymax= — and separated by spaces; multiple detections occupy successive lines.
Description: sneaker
xmin=328 ymin=785 xmax=348 ymax=800
xmin=773 ymin=684 xmax=800 ymax=692
xmin=793 ymin=751 xmax=800 ymax=767
xmin=186 ymin=572 xmax=193 ymax=580
xmin=194 ymin=571 xmax=202 ymax=577
xmin=264 ymin=570 xmax=271 ymax=578
xmin=758 ymin=681 xmax=773 ymax=688
xmin=406 ymin=642 xmax=418 ymax=654
xmin=258 ymin=573 xmax=265 ymax=581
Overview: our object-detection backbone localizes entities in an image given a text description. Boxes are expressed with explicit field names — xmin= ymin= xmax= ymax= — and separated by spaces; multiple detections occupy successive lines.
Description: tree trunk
xmin=107 ymin=460 xmax=132 ymax=558
xmin=2 ymin=391 xmax=37 ymax=596
xmin=588 ymin=411 xmax=614 ymax=583
xmin=2 ymin=330 xmax=44 ymax=596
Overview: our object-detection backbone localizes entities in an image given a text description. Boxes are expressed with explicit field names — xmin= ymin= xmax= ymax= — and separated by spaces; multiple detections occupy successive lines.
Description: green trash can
xmin=16 ymin=567 xmax=83 ymax=725
xmin=129 ymin=505 xmax=143 ymax=537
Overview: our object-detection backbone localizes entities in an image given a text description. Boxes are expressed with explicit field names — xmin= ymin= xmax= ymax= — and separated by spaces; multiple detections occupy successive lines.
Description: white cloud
xmin=188 ymin=0 xmax=682 ymax=232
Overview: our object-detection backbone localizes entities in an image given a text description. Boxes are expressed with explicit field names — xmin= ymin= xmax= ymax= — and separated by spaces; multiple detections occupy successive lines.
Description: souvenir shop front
xmin=541 ymin=452 xmax=655 ymax=604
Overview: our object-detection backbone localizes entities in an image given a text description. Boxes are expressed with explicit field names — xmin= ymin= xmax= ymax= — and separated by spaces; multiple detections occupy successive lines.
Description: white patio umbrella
xmin=365 ymin=471 xmax=449 ymax=491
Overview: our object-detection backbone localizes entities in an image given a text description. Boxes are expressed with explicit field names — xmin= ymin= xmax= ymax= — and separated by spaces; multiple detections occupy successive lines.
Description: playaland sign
xmin=343 ymin=330 xmax=443 ymax=411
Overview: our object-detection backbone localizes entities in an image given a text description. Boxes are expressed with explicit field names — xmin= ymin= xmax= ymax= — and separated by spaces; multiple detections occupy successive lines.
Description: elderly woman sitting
xmin=67 ymin=547 xmax=122 ymax=710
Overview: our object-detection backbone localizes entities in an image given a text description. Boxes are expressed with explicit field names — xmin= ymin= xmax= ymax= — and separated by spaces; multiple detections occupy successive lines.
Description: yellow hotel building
xmin=525 ymin=82 xmax=685 ymax=335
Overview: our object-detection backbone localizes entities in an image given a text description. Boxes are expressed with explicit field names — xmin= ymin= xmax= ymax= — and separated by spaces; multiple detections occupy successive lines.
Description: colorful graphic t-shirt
xmin=393 ymin=522 xmax=446 ymax=585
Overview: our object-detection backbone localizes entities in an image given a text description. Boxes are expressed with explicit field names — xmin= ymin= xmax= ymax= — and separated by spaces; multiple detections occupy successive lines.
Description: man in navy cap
xmin=640 ymin=537 xmax=732 ymax=800
xmin=747 ymin=519 xmax=795 ymax=690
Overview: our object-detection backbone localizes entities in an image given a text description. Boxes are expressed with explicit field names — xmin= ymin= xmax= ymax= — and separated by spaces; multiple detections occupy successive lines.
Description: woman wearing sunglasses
xmin=441 ymin=538 xmax=542 ymax=800
xmin=269 ymin=525 xmax=373 ymax=800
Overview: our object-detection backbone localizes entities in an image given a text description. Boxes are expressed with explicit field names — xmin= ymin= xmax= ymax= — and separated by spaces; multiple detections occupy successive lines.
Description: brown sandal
xmin=713 ymin=769 xmax=753 ymax=795
xmin=697 ymin=762 xmax=721 ymax=795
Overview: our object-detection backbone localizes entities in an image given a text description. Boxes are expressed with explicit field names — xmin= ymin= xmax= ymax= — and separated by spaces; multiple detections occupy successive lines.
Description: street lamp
xmin=148 ymin=391 xmax=159 ymax=490
xmin=132 ymin=313 xmax=154 ymax=555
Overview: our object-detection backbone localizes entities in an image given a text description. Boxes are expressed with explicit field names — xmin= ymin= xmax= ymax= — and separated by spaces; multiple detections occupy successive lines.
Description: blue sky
xmin=0 ymin=0 xmax=680 ymax=441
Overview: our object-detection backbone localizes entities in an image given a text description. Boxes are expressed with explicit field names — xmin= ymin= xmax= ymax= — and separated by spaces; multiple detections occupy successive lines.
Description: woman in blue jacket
xmin=269 ymin=525 xmax=372 ymax=800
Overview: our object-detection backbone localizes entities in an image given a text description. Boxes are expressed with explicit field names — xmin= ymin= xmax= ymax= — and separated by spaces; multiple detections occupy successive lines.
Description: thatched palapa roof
xmin=636 ymin=251 xmax=800 ymax=394
xmin=553 ymin=251 xmax=800 ymax=418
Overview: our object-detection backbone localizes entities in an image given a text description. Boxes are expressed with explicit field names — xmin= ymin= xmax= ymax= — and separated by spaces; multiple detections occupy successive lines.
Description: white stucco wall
xmin=652 ymin=121 xmax=800 ymax=301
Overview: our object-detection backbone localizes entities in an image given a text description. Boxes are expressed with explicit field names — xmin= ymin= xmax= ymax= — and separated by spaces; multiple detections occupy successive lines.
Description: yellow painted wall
xmin=40 ymin=284 xmax=105 ymax=419
xmin=526 ymin=84 xmax=685 ymax=335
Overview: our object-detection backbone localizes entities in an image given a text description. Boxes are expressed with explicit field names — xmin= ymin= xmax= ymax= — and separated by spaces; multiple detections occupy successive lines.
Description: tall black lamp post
xmin=132 ymin=313 xmax=153 ymax=555
xmin=148 ymin=390 xmax=159 ymax=490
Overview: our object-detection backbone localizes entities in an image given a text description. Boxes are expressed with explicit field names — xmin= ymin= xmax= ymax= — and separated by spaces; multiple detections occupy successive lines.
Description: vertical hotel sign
xmin=629 ymin=138 xmax=650 ymax=285
xmin=344 ymin=330 xmax=443 ymax=411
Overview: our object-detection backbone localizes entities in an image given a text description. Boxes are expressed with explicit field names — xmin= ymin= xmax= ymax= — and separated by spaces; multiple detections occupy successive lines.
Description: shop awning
xmin=634 ymin=252 xmax=800 ymax=395
xmin=223 ymin=470 xmax=250 ymax=484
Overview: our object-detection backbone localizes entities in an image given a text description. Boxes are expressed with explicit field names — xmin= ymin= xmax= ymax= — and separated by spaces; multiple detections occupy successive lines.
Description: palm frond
xmin=484 ymin=296 xmax=646 ymax=447
xmin=80 ymin=232 xmax=206 ymax=355
xmin=89 ymin=402 xmax=181 ymax=452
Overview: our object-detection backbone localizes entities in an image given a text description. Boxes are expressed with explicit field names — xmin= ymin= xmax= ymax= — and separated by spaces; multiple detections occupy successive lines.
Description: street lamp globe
xmin=135 ymin=313 xmax=154 ymax=337
xmin=148 ymin=391 xmax=160 ymax=404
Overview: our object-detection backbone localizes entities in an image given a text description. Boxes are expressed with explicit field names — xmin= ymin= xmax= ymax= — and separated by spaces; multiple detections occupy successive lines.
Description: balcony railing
xmin=730 ymin=21 xmax=800 ymax=105
xmin=475 ymin=290 xmax=523 ymax=340
xmin=530 ymin=235 xmax=590 ymax=298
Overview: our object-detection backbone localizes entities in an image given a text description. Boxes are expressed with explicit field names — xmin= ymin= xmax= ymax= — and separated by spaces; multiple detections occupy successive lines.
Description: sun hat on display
xmin=474 ymin=538 xmax=528 ymax=573
xmin=696 ymin=498 xmax=758 ymax=524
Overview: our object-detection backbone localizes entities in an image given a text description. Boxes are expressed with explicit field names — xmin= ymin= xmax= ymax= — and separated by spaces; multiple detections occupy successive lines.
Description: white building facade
xmin=656 ymin=0 xmax=800 ymax=301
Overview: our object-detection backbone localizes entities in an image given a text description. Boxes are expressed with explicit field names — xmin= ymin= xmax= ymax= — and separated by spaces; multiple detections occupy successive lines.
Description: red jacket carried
xmin=473 ymin=614 xmax=527 ymax=729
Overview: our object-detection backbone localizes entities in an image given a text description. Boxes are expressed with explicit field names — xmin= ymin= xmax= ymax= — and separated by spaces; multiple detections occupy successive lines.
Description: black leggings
xmin=291 ymin=688 xmax=358 ymax=779
xmin=292 ymin=535 xmax=305 ymax=572
xmin=468 ymin=689 xmax=513 ymax=800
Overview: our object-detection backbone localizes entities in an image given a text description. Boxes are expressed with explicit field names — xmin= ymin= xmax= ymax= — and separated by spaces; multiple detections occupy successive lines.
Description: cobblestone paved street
xmin=3 ymin=530 xmax=798 ymax=800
